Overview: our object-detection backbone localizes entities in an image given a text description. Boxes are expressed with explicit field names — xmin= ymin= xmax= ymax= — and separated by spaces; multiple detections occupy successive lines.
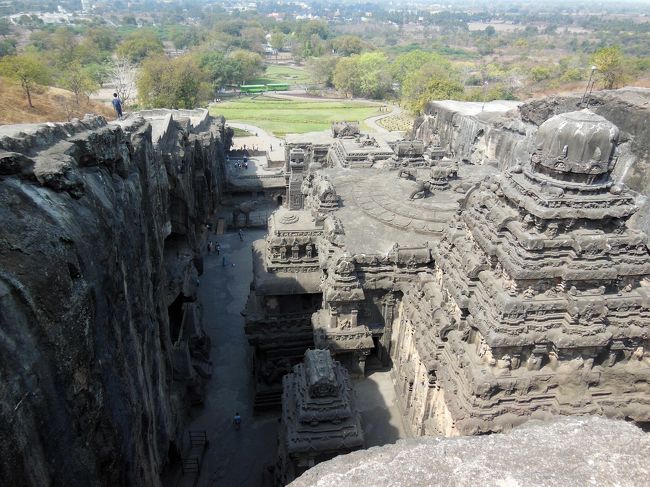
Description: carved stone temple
xmin=248 ymin=102 xmax=650 ymax=446
xmin=276 ymin=349 xmax=364 ymax=486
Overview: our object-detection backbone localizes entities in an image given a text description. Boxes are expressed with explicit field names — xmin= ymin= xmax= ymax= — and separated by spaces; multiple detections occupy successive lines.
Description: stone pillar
xmin=287 ymin=149 xmax=305 ymax=210
xmin=350 ymin=309 xmax=358 ymax=327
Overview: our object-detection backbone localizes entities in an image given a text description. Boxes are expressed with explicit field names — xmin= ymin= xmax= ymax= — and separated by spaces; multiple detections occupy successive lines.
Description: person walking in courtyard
xmin=112 ymin=93 xmax=123 ymax=120
xmin=216 ymin=243 xmax=221 ymax=255
xmin=222 ymin=256 xmax=226 ymax=267
xmin=239 ymin=229 xmax=244 ymax=241
xmin=233 ymin=412 xmax=241 ymax=430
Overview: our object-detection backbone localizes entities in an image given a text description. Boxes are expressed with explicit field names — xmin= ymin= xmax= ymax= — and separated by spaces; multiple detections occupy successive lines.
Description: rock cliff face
xmin=0 ymin=114 xmax=227 ymax=486
xmin=290 ymin=416 xmax=650 ymax=487
xmin=413 ymin=89 xmax=650 ymax=230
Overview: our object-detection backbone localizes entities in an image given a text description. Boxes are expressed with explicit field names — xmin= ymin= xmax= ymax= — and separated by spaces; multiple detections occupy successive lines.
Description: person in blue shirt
xmin=112 ymin=93 xmax=123 ymax=120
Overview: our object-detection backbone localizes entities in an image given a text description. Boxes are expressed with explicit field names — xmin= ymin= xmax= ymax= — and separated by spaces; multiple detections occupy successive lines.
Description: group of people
xmin=207 ymin=241 xmax=221 ymax=254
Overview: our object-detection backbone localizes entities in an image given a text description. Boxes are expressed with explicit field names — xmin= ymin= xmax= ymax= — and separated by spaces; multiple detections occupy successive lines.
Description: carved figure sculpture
xmin=409 ymin=180 xmax=435 ymax=199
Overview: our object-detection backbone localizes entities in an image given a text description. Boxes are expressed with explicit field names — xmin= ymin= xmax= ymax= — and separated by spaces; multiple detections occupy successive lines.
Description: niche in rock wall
xmin=168 ymin=293 xmax=191 ymax=345
xmin=169 ymin=195 xmax=189 ymax=235
xmin=270 ymin=293 xmax=322 ymax=314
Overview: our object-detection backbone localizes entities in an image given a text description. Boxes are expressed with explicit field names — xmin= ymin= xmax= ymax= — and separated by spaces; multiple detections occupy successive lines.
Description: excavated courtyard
xmin=164 ymin=226 xmax=409 ymax=487
xmin=3 ymin=90 xmax=650 ymax=487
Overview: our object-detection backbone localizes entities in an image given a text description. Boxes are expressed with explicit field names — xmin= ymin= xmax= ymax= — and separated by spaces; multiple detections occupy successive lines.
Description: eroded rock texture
xmin=0 ymin=114 xmax=227 ymax=486
xmin=290 ymin=416 xmax=650 ymax=487
xmin=413 ymin=88 xmax=650 ymax=231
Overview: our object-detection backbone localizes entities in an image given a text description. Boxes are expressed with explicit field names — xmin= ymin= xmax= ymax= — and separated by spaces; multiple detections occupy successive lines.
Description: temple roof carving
xmin=531 ymin=109 xmax=619 ymax=184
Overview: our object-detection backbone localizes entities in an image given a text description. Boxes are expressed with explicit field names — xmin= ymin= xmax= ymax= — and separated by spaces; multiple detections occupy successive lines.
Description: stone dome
xmin=531 ymin=109 xmax=619 ymax=183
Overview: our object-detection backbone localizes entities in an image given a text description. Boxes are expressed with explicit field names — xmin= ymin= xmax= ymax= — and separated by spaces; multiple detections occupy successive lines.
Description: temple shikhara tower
xmin=276 ymin=349 xmax=364 ymax=485
xmin=392 ymin=110 xmax=650 ymax=435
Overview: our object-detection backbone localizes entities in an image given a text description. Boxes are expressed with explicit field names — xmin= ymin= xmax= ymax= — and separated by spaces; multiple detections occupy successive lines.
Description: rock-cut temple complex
xmin=2 ymin=91 xmax=650 ymax=487
xmin=248 ymin=104 xmax=650 ymax=446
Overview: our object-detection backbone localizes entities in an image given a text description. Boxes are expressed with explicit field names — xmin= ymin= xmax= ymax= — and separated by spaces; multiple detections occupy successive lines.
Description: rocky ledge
xmin=290 ymin=416 xmax=650 ymax=487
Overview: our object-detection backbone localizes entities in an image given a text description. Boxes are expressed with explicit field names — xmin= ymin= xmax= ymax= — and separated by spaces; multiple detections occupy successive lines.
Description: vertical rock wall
xmin=0 ymin=114 xmax=227 ymax=486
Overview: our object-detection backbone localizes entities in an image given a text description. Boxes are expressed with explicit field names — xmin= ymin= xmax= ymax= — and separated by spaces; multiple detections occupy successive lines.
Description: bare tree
xmin=54 ymin=94 xmax=77 ymax=122
xmin=108 ymin=57 xmax=136 ymax=106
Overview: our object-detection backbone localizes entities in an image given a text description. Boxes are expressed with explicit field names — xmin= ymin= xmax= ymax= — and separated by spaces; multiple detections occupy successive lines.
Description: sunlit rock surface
xmin=291 ymin=417 xmax=650 ymax=487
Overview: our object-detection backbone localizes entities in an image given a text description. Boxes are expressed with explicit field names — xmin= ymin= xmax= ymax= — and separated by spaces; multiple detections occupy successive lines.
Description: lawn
xmin=250 ymin=64 xmax=313 ymax=87
xmin=210 ymin=95 xmax=383 ymax=136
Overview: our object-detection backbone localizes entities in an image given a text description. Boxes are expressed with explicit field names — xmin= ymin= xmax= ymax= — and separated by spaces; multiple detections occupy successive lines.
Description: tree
xmin=401 ymin=63 xmax=464 ymax=114
xmin=53 ymin=94 xmax=77 ymax=121
xmin=269 ymin=31 xmax=285 ymax=60
xmin=108 ymin=58 xmax=136 ymax=107
xmin=198 ymin=50 xmax=233 ymax=90
xmin=331 ymin=35 xmax=367 ymax=56
xmin=530 ymin=65 xmax=554 ymax=82
xmin=0 ymin=18 xmax=11 ymax=37
xmin=333 ymin=53 xmax=392 ymax=99
xmin=117 ymin=29 xmax=164 ymax=63
xmin=356 ymin=52 xmax=392 ymax=99
xmin=241 ymin=27 xmax=266 ymax=53
xmin=390 ymin=50 xmax=451 ymax=84
xmin=332 ymin=57 xmax=359 ymax=97
xmin=591 ymin=46 xmax=627 ymax=89
xmin=0 ymin=38 xmax=16 ymax=57
xmin=308 ymin=56 xmax=338 ymax=87
xmin=0 ymin=52 xmax=50 ymax=108
xmin=85 ymin=27 xmax=118 ymax=53
xmin=61 ymin=62 xmax=98 ymax=106
xmin=227 ymin=49 xmax=264 ymax=85
xmin=51 ymin=27 xmax=78 ymax=68
xmin=138 ymin=54 xmax=209 ymax=109
xmin=169 ymin=26 xmax=200 ymax=51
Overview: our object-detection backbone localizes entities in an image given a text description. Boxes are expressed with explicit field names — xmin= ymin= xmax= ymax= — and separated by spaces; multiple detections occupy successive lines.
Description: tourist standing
xmin=216 ymin=243 xmax=221 ymax=255
xmin=112 ymin=93 xmax=123 ymax=120
xmin=239 ymin=229 xmax=244 ymax=241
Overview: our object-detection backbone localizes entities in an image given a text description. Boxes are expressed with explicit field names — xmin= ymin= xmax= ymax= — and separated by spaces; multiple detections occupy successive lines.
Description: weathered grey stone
xmin=0 ymin=113 xmax=228 ymax=487
xmin=290 ymin=416 xmax=650 ymax=487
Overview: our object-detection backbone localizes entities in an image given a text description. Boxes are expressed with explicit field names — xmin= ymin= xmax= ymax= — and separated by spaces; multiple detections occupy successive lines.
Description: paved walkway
xmin=353 ymin=366 xmax=410 ymax=447
xmin=218 ymin=120 xmax=285 ymax=163
xmin=174 ymin=229 xmax=278 ymax=487
xmin=364 ymin=105 xmax=403 ymax=134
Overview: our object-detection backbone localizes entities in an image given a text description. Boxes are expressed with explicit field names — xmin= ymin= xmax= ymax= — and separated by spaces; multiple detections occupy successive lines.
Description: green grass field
xmin=250 ymin=64 xmax=313 ymax=86
xmin=210 ymin=95 xmax=382 ymax=136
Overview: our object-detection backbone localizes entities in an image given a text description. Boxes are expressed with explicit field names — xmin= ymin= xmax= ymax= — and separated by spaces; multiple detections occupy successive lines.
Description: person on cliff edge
xmin=112 ymin=93 xmax=123 ymax=120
